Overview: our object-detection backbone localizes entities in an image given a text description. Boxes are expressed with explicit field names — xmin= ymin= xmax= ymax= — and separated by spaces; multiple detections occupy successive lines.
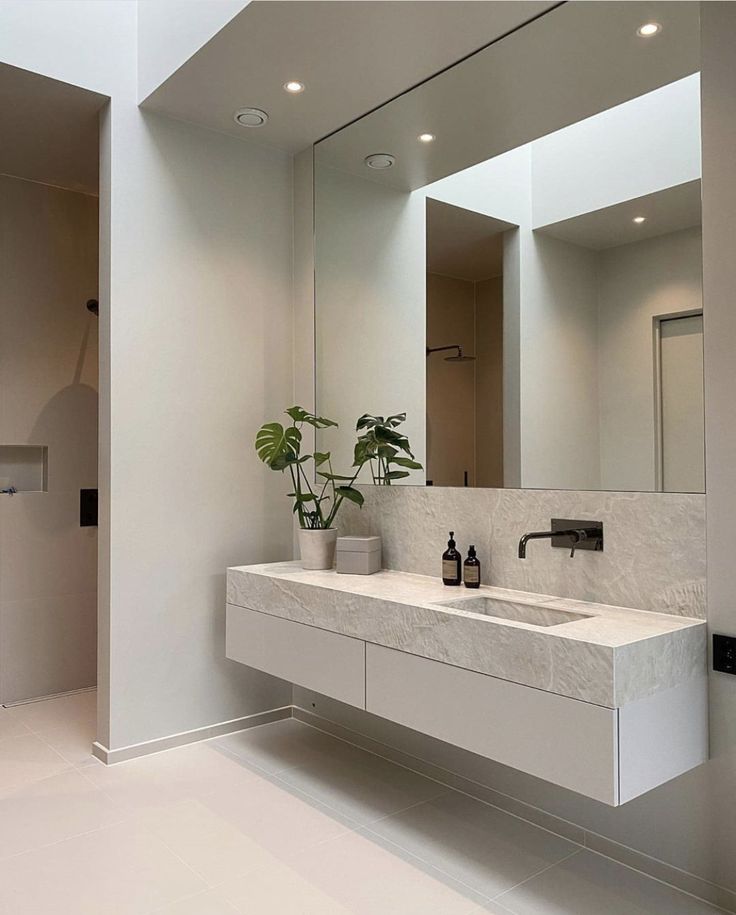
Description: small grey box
xmin=336 ymin=535 xmax=382 ymax=575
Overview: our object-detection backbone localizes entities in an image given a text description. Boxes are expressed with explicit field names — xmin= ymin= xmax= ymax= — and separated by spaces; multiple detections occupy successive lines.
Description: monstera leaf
xmin=286 ymin=406 xmax=338 ymax=429
xmin=255 ymin=423 xmax=301 ymax=471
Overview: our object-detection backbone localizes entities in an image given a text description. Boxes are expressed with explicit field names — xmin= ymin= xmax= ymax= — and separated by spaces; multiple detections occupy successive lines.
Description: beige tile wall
xmin=0 ymin=175 xmax=98 ymax=702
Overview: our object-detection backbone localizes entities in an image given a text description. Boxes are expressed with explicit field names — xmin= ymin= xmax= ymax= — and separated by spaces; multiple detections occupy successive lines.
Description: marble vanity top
xmin=226 ymin=562 xmax=706 ymax=708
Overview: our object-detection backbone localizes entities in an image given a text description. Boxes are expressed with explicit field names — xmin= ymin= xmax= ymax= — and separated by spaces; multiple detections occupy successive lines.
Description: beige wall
xmin=0 ymin=175 xmax=98 ymax=702
xmin=426 ymin=273 xmax=476 ymax=486
xmin=426 ymin=273 xmax=504 ymax=488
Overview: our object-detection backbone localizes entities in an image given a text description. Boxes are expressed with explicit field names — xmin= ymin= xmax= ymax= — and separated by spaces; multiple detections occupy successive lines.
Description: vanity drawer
xmin=365 ymin=644 xmax=618 ymax=804
xmin=226 ymin=605 xmax=365 ymax=708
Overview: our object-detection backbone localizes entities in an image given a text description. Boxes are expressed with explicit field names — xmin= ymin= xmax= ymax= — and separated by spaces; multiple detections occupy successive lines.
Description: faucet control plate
xmin=551 ymin=519 xmax=603 ymax=553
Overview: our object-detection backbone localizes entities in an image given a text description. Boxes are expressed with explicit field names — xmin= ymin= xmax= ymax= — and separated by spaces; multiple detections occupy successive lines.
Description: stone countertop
xmin=226 ymin=562 xmax=706 ymax=708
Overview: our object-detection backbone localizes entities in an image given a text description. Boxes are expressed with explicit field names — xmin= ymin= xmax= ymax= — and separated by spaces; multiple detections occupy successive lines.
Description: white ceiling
xmin=141 ymin=0 xmax=556 ymax=153
xmin=0 ymin=62 xmax=105 ymax=195
xmin=427 ymin=199 xmax=511 ymax=281
xmin=317 ymin=1 xmax=700 ymax=191
xmin=535 ymin=180 xmax=702 ymax=250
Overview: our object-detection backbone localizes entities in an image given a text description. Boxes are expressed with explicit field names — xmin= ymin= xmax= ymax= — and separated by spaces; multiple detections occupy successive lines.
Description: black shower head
xmin=445 ymin=347 xmax=476 ymax=363
xmin=426 ymin=344 xmax=476 ymax=362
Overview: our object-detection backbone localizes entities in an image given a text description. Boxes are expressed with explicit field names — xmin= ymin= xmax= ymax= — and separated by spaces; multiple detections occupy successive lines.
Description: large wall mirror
xmin=314 ymin=1 xmax=703 ymax=493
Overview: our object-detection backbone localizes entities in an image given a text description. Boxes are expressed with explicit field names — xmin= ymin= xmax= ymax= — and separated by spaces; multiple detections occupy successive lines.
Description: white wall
xmin=521 ymin=233 xmax=601 ymax=489
xmin=106 ymin=112 xmax=295 ymax=747
xmin=531 ymin=74 xmax=701 ymax=227
xmin=0 ymin=175 xmax=98 ymax=702
xmin=137 ymin=0 xmax=249 ymax=102
xmin=0 ymin=0 xmax=294 ymax=749
xmin=315 ymin=164 xmax=426 ymax=478
xmin=598 ymin=227 xmax=703 ymax=491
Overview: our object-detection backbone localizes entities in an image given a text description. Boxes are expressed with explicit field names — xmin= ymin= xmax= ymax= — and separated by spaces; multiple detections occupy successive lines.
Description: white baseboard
xmin=93 ymin=705 xmax=293 ymax=765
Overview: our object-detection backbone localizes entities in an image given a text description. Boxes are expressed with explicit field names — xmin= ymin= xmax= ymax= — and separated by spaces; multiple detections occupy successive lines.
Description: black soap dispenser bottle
xmin=463 ymin=545 xmax=481 ymax=588
xmin=442 ymin=532 xmax=462 ymax=586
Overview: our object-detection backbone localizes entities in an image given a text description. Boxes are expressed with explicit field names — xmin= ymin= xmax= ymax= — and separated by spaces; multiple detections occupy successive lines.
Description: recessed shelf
xmin=0 ymin=445 xmax=48 ymax=493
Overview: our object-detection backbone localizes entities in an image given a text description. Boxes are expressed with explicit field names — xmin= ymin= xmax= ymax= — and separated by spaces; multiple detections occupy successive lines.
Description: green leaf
xmin=385 ymin=470 xmax=410 ymax=480
xmin=390 ymin=456 xmax=423 ymax=470
xmin=373 ymin=426 xmax=407 ymax=447
xmin=376 ymin=444 xmax=398 ymax=459
xmin=285 ymin=406 xmax=309 ymax=423
xmin=353 ymin=439 xmax=374 ymax=467
xmin=294 ymin=493 xmax=317 ymax=503
xmin=313 ymin=451 xmax=331 ymax=467
xmin=356 ymin=414 xmax=383 ymax=430
xmin=285 ymin=406 xmax=338 ymax=429
xmin=317 ymin=472 xmax=354 ymax=481
xmin=385 ymin=412 xmax=407 ymax=428
xmin=255 ymin=423 xmax=301 ymax=469
xmin=336 ymin=486 xmax=364 ymax=507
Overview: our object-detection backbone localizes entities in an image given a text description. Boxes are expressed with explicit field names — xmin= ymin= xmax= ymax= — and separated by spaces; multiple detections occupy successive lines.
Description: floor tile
xmin=498 ymin=850 xmax=723 ymax=915
xmin=218 ymin=828 xmax=503 ymax=915
xmin=274 ymin=735 xmax=446 ymax=826
xmin=0 ymin=731 xmax=71 ymax=791
xmin=0 ymin=767 xmax=124 ymax=859
xmin=213 ymin=718 xmax=349 ymax=774
xmin=83 ymin=741 xmax=263 ymax=812
xmin=365 ymin=792 xmax=578 ymax=901
xmin=36 ymin=718 xmax=95 ymax=766
xmin=0 ymin=707 xmax=30 ymax=742
xmin=136 ymin=776 xmax=357 ymax=886
xmin=0 ymin=820 xmax=206 ymax=915
xmin=151 ymin=889 xmax=240 ymax=914
xmin=10 ymin=690 xmax=96 ymax=737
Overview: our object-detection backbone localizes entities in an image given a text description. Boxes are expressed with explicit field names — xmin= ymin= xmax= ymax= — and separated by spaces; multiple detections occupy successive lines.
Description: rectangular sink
xmin=434 ymin=596 xmax=591 ymax=627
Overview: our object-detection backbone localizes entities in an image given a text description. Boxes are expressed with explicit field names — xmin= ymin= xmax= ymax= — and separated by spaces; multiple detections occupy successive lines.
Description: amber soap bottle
xmin=463 ymin=545 xmax=481 ymax=588
xmin=442 ymin=532 xmax=462 ymax=586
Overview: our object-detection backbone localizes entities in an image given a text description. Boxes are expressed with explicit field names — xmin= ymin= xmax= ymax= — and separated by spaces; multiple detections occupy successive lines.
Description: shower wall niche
xmin=0 ymin=445 xmax=48 ymax=492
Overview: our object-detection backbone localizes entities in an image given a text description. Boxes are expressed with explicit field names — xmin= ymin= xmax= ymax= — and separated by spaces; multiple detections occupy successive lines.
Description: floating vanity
xmin=226 ymin=562 xmax=708 ymax=806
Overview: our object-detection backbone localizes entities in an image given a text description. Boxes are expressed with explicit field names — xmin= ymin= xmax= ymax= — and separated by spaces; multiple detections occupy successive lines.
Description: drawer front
xmin=366 ymin=644 xmax=618 ymax=804
xmin=226 ymin=605 xmax=365 ymax=708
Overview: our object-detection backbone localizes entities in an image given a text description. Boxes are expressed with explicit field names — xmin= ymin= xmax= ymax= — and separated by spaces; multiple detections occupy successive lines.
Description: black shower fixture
xmin=426 ymin=344 xmax=476 ymax=363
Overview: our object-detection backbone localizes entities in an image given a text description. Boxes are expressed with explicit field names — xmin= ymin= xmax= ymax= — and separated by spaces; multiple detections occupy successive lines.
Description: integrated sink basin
xmin=434 ymin=596 xmax=591 ymax=627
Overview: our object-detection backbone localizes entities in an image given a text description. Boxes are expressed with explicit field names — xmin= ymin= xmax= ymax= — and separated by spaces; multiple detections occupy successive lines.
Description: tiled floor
xmin=0 ymin=692 xmax=724 ymax=914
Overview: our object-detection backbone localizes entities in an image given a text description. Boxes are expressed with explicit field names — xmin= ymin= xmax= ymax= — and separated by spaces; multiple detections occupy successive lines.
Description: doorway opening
xmin=425 ymin=198 xmax=512 ymax=488
xmin=0 ymin=62 xmax=104 ymax=712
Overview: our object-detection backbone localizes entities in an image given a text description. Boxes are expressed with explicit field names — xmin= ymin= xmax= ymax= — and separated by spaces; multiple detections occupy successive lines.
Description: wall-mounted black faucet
xmin=518 ymin=519 xmax=603 ymax=559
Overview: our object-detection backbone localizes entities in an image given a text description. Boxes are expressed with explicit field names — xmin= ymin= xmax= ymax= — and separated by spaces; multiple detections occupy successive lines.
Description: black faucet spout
xmin=518 ymin=528 xmax=586 ymax=559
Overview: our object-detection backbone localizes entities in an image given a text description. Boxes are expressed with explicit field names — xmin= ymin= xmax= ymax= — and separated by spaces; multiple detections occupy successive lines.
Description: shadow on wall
xmin=29 ymin=382 xmax=99 ymax=506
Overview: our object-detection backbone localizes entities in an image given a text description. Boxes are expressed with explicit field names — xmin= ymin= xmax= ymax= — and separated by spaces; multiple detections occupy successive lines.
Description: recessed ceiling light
xmin=364 ymin=153 xmax=396 ymax=169
xmin=418 ymin=133 xmax=435 ymax=143
xmin=637 ymin=22 xmax=662 ymax=37
xmin=632 ymin=216 xmax=647 ymax=224
xmin=233 ymin=107 xmax=269 ymax=127
xmin=283 ymin=80 xmax=305 ymax=94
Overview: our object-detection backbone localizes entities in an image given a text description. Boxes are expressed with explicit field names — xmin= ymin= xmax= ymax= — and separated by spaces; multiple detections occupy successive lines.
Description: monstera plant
xmin=354 ymin=413 xmax=423 ymax=485
xmin=256 ymin=407 xmax=421 ymax=569
xmin=255 ymin=406 xmax=364 ymax=531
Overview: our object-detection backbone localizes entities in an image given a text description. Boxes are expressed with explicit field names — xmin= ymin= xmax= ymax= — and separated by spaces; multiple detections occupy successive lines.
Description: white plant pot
xmin=298 ymin=528 xmax=338 ymax=570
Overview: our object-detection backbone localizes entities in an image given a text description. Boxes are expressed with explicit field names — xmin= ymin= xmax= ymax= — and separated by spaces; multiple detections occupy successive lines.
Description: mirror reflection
xmin=315 ymin=1 xmax=703 ymax=493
